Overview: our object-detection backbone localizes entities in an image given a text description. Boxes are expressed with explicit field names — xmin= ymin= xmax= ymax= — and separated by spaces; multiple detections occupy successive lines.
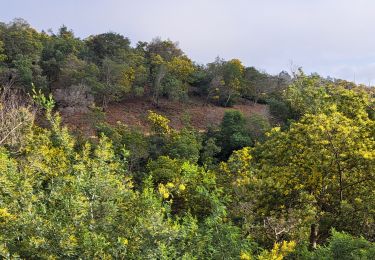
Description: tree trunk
xmin=152 ymin=64 xmax=166 ymax=107
xmin=224 ymin=93 xmax=232 ymax=107
xmin=102 ymin=96 xmax=108 ymax=112
xmin=309 ymin=223 xmax=318 ymax=250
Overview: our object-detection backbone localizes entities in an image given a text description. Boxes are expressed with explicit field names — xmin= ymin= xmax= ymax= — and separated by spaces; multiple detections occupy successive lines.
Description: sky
xmin=1 ymin=0 xmax=375 ymax=84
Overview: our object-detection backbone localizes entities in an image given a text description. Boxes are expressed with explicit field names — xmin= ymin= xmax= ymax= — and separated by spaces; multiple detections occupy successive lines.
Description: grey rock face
xmin=53 ymin=84 xmax=94 ymax=115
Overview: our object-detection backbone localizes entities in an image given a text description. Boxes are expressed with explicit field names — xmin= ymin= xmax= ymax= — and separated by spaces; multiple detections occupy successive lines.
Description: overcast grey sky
xmin=1 ymin=0 xmax=375 ymax=84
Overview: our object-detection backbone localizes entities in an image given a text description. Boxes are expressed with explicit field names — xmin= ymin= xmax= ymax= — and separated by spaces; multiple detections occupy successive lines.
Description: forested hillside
xmin=0 ymin=18 xmax=375 ymax=259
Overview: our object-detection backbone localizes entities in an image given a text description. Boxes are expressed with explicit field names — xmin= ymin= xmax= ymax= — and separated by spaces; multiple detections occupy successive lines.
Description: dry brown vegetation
xmin=61 ymin=97 xmax=270 ymax=135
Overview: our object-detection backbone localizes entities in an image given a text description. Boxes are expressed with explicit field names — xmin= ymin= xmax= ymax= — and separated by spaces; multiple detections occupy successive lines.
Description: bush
xmin=167 ymin=128 xmax=202 ymax=163
xmin=96 ymin=122 xmax=149 ymax=172
xmin=298 ymin=230 xmax=375 ymax=260
xmin=268 ymin=98 xmax=292 ymax=123
xmin=246 ymin=114 xmax=271 ymax=143
xmin=218 ymin=110 xmax=252 ymax=159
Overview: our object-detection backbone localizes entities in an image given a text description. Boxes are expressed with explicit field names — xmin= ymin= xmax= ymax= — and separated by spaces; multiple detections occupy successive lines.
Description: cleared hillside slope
xmin=62 ymin=97 xmax=270 ymax=135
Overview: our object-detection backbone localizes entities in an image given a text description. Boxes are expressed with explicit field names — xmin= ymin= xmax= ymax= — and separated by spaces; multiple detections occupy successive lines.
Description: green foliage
xmin=146 ymin=111 xmax=202 ymax=163
xmin=0 ymin=89 xmax=34 ymax=150
xmin=162 ymin=75 xmax=185 ymax=100
xmin=206 ymin=58 xmax=244 ymax=106
xmin=147 ymin=39 xmax=194 ymax=105
xmin=167 ymin=128 xmax=202 ymax=163
xmin=59 ymin=54 xmax=99 ymax=87
xmin=176 ymin=214 xmax=255 ymax=259
xmin=85 ymin=32 xmax=130 ymax=63
xmin=276 ymin=71 xmax=373 ymax=122
xmin=250 ymin=108 xmax=374 ymax=245
xmin=96 ymin=122 xmax=149 ymax=172
xmin=284 ymin=72 xmax=329 ymax=118
xmin=31 ymin=84 xmax=55 ymax=116
xmin=0 ymin=110 xmax=185 ymax=258
xmin=218 ymin=110 xmax=252 ymax=159
xmin=0 ymin=40 xmax=6 ymax=62
xmin=94 ymin=57 xmax=135 ymax=106
xmin=299 ymin=230 xmax=375 ymax=260
xmin=147 ymin=156 xmax=224 ymax=219
xmin=268 ymin=97 xmax=293 ymax=123
xmin=200 ymin=137 xmax=221 ymax=167
xmin=0 ymin=18 xmax=43 ymax=62
xmin=2 ymin=18 xmax=375 ymax=259
xmin=40 ymin=25 xmax=84 ymax=83
xmin=147 ymin=110 xmax=171 ymax=135
xmin=247 ymin=114 xmax=271 ymax=143
xmin=258 ymin=241 xmax=296 ymax=260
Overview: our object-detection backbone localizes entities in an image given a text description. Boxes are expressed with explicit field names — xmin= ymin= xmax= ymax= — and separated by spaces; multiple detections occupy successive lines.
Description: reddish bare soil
xmin=61 ymin=97 xmax=270 ymax=136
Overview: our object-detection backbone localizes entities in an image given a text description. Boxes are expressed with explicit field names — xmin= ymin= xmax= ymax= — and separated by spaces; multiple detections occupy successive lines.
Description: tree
xmin=200 ymin=137 xmax=221 ymax=167
xmin=0 ymin=84 xmax=34 ymax=151
xmin=0 ymin=40 xmax=6 ymax=62
xmin=218 ymin=110 xmax=252 ymax=160
xmin=251 ymin=108 xmax=374 ymax=248
xmin=300 ymin=230 xmax=375 ymax=259
xmin=205 ymin=57 xmax=225 ymax=104
xmin=221 ymin=59 xmax=244 ymax=106
xmin=247 ymin=114 xmax=271 ymax=143
xmin=96 ymin=122 xmax=149 ymax=173
xmin=0 ymin=105 xmax=175 ymax=258
xmin=242 ymin=67 xmax=282 ymax=104
xmin=146 ymin=38 xmax=194 ymax=105
xmin=147 ymin=156 xmax=223 ymax=218
xmin=164 ymin=55 xmax=195 ymax=100
xmin=149 ymin=54 xmax=167 ymax=105
xmin=85 ymin=32 xmax=131 ymax=63
xmin=40 ymin=25 xmax=84 ymax=85
xmin=58 ymin=54 xmax=99 ymax=87
xmin=0 ymin=18 xmax=43 ymax=62
xmin=284 ymin=72 xmax=331 ymax=119
xmin=124 ymin=49 xmax=149 ymax=96
xmin=166 ymin=127 xmax=202 ymax=163
xmin=146 ymin=37 xmax=183 ymax=62
xmin=96 ymin=57 xmax=135 ymax=108
xmin=206 ymin=58 xmax=245 ymax=106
